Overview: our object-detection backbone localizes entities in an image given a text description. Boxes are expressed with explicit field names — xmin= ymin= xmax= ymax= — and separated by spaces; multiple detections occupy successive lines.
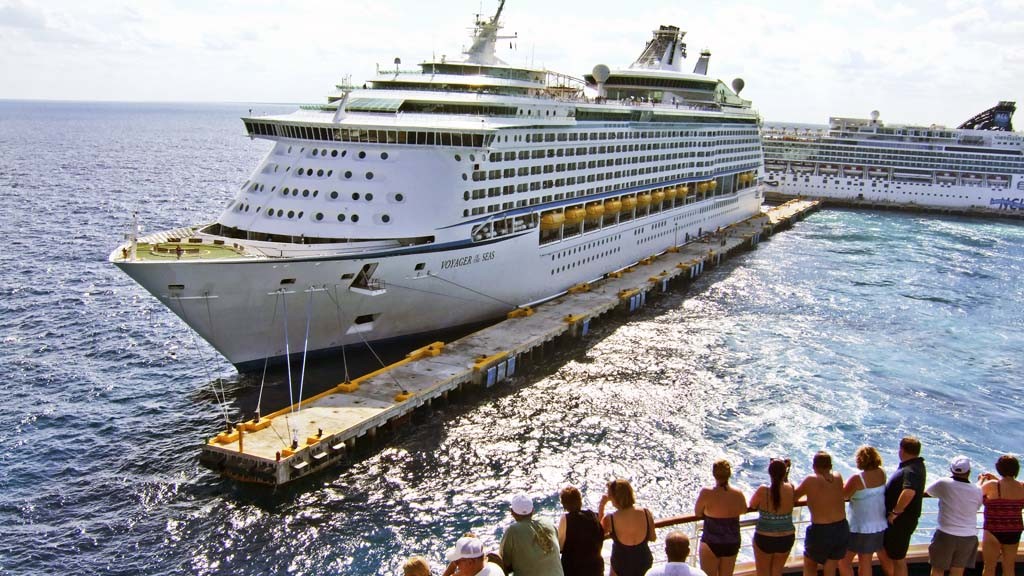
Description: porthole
xmin=337 ymin=214 xmax=346 ymax=222
xmin=395 ymin=193 xmax=405 ymax=202
xmin=327 ymin=170 xmax=333 ymax=177
xmin=317 ymin=169 xmax=324 ymax=177
xmin=380 ymin=152 xmax=389 ymax=160
xmin=365 ymin=193 xmax=373 ymax=201
xmin=462 ymin=174 xmax=468 ymax=181
xmin=463 ymin=209 xmax=469 ymax=217
xmin=330 ymin=191 xmax=339 ymax=199
xmin=463 ymin=191 xmax=470 ymax=200
xmin=351 ymin=214 xmax=360 ymax=222
xmin=312 ymin=149 xmax=319 ymax=156
xmin=341 ymin=150 xmax=347 ymax=157
xmin=381 ymin=214 xmax=391 ymax=223
xmin=331 ymin=150 xmax=338 ymax=157
xmin=470 ymin=154 xmax=476 ymax=161
xmin=288 ymin=146 xmax=292 ymax=153
xmin=297 ymin=211 xmax=303 ymax=218
xmin=287 ymin=210 xmax=295 ymax=218
xmin=277 ymin=209 xmax=283 ymax=217
xmin=292 ymin=189 xmax=299 ymax=196
xmin=455 ymin=154 xmax=462 ymax=161
xmin=352 ymin=192 xmax=360 ymax=200
xmin=300 ymin=189 xmax=308 ymax=197
xmin=345 ymin=171 xmax=352 ymax=179
xmin=282 ymin=188 xmax=289 ymax=195
xmin=358 ymin=151 xmax=366 ymax=159
xmin=313 ymin=190 xmax=319 ymax=197
xmin=315 ymin=213 xmax=323 ymax=221
xmin=297 ymin=168 xmax=305 ymax=175
xmin=365 ymin=172 xmax=374 ymax=180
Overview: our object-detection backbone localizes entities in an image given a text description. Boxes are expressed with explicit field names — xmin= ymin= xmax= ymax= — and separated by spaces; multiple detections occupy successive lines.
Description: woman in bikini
xmin=977 ymin=455 xmax=1024 ymax=576
xmin=750 ymin=458 xmax=795 ymax=576
xmin=695 ymin=460 xmax=749 ymax=576
xmin=599 ymin=478 xmax=656 ymax=576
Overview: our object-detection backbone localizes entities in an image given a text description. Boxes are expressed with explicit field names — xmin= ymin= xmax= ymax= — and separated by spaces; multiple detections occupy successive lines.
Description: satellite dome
xmin=731 ymin=78 xmax=745 ymax=95
xmin=870 ymin=110 xmax=880 ymax=121
xmin=592 ymin=64 xmax=611 ymax=84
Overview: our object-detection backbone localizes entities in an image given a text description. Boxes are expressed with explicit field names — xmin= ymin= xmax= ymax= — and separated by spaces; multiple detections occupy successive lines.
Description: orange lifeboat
xmin=637 ymin=193 xmax=652 ymax=207
xmin=679 ymin=185 xmax=691 ymax=196
xmin=664 ymin=187 xmax=678 ymax=201
xmin=564 ymin=206 xmax=586 ymax=224
xmin=603 ymin=198 xmax=622 ymax=213
xmin=697 ymin=182 xmax=708 ymax=194
xmin=540 ymin=210 xmax=564 ymax=230
xmin=585 ymin=202 xmax=605 ymax=218
xmin=620 ymin=196 xmax=637 ymax=212
xmin=708 ymin=180 xmax=718 ymax=191
xmin=652 ymin=190 xmax=666 ymax=204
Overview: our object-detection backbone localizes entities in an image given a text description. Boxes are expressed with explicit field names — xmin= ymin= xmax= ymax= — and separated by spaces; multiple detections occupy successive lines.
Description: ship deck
xmin=200 ymin=200 xmax=821 ymax=486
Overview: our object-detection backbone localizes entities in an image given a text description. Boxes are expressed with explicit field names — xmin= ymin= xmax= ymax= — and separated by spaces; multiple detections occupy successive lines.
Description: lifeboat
xmin=664 ymin=187 xmax=678 ymax=201
xmin=708 ymin=180 xmax=718 ymax=191
xmin=620 ymin=196 xmax=637 ymax=212
xmin=585 ymin=202 xmax=605 ymax=218
xmin=636 ymin=193 xmax=652 ymax=207
xmin=540 ymin=211 xmax=564 ymax=230
xmin=697 ymin=182 xmax=708 ymax=193
xmin=603 ymin=198 xmax=622 ymax=213
xmin=564 ymin=206 xmax=586 ymax=224
xmin=679 ymin=185 xmax=690 ymax=196
xmin=652 ymin=190 xmax=665 ymax=204
xmin=819 ymin=165 xmax=839 ymax=175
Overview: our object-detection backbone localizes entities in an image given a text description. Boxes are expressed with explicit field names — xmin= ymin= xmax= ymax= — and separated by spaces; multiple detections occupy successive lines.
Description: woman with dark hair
xmin=599 ymin=479 xmax=656 ymax=576
xmin=839 ymin=446 xmax=887 ymax=576
xmin=695 ymin=460 xmax=748 ymax=576
xmin=977 ymin=455 xmax=1024 ymax=576
xmin=750 ymin=458 xmax=795 ymax=576
xmin=557 ymin=485 xmax=604 ymax=576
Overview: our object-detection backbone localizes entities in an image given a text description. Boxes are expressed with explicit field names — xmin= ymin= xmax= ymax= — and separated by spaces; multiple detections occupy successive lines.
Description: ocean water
xmin=0 ymin=101 xmax=1022 ymax=576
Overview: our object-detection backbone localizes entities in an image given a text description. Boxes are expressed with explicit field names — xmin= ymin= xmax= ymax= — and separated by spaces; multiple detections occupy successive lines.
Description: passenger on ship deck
xmin=556 ymin=485 xmax=604 ymax=576
xmin=839 ymin=446 xmax=888 ymax=576
xmin=794 ymin=451 xmax=849 ymax=576
xmin=924 ymin=456 xmax=983 ymax=576
xmin=445 ymin=536 xmax=504 ymax=576
xmin=499 ymin=494 xmax=563 ymax=576
xmin=404 ymin=556 xmax=432 ymax=576
xmin=599 ymin=478 xmax=656 ymax=576
xmin=645 ymin=532 xmax=708 ymax=576
xmin=977 ymin=455 xmax=1024 ymax=576
xmin=694 ymin=460 xmax=748 ymax=576
xmin=749 ymin=458 xmax=796 ymax=576
xmin=879 ymin=437 xmax=926 ymax=576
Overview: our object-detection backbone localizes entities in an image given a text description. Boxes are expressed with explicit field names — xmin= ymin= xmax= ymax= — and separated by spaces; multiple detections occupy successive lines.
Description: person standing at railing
xmin=645 ymin=532 xmax=708 ymax=576
xmin=839 ymin=446 xmax=888 ymax=576
xmin=977 ymin=455 xmax=1024 ymax=576
xmin=557 ymin=485 xmax=604 ymax=576
xmin=924 ymin=456 xmax=983 ymax=576
xmin=794 ymin=451 xmax=849 ymax=576
xmin=500 ymin=494 xmax=564 ymax=576
xmin=749 ymin=458 xmax=796 ymax=576
xmin=880 ymin=437 xmax=926 ymax=576
xmin=600 ymin=478 xmax=656 ymax=576
xmin=694 ymin=460 xmax=748 ymax=576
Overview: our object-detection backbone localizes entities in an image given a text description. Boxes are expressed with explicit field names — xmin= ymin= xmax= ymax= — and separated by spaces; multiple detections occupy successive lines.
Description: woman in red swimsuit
xmin=977 ymin=455 xmax=1024 ymax=576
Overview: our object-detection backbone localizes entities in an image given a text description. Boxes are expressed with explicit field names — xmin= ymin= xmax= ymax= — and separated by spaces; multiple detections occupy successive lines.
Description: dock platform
xmin=199 ymin=200 xmax=820 ymax=485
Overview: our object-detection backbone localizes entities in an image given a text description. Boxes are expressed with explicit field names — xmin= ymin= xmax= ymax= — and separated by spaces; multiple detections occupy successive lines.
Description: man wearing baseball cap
xmin=924 ymin=456 xmax=984 ymax=576
xmin=499 ymin=493 xmax=564 ymax=575
xmin=445 ymin=536 xmax=503 ymax=576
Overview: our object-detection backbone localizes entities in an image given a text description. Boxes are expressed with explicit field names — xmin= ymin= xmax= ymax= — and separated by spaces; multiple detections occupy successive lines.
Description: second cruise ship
xmin=110 ymin=2 xmax=763 ymax=370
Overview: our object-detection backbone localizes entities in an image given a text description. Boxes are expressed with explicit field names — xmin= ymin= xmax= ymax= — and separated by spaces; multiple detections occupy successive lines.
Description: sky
xmin=1 ymin=0 xmax=1022 ymax=125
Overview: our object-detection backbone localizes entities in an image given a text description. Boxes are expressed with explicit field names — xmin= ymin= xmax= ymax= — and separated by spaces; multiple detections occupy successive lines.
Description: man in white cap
xmin=499 ymin=493 xmax=564 ymax=575
xmin=924 ymin=455 xmax=983 ymax=576
xmin=445 ymin=536 xmax=503 ymax=576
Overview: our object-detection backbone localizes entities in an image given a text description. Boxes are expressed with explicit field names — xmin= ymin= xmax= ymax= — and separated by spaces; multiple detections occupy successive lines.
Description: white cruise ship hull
xmin=116 ymin=188 xmax=760 ymax=369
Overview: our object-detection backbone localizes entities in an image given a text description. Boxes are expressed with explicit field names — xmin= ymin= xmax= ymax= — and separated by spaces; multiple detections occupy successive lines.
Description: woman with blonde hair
xmin=599 ymin=478 xmax=656 ymax=576
xmin=839 ymin=446 xmax=887 ymax=576
xmin=750 ymin=458 xmax=795 ymax=576
xmin=977 ymin=455 xmax=1024 ymax=576
xmin=695 ymin=460 xmax=748 ymax=576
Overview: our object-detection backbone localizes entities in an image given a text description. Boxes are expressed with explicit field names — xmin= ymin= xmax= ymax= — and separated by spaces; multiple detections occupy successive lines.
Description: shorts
xmin=989 ymin=530 xmax=1022 ymax=546
xmin=928 ymin=530 xmax=978 ymax=570
xmin=848 ymin=531 xmax=884 ymax=554
xmin=702 ymin=540 xmax=741 ymax=558
xmin=754 ymin=533 xmax=795 ymax=555
xmin=883 ymin=516 xmax=918 ymax=560
xmin=805 ymin=520 xmax=850 ymax=564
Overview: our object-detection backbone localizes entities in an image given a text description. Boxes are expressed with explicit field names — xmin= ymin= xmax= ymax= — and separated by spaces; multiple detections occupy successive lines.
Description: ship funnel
xmin=731 ymin=78 xmax=745 ymax=95
xmin=693 ymin=49 xmax=711 ymax=75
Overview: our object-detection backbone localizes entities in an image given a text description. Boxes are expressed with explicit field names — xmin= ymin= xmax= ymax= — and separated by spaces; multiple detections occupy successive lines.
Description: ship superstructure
xmin=111 ymin=3 xmax=763 ymax=369
xmin=762 ymin=102 xmax=1024 ymax=209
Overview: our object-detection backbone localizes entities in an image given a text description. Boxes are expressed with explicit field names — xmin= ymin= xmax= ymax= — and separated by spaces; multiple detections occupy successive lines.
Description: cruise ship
xmin=110 ymin=2 xmax=763 ymax=370
xmin=762 ymin=102 xmax=1024 ymax=209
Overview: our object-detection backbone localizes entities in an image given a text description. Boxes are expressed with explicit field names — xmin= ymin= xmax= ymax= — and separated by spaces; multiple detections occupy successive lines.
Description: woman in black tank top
xmin=558 ymin=486 xmax=604 ymax=576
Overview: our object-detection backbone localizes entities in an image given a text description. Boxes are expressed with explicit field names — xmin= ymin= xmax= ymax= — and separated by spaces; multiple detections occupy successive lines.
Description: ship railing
xmin=647 ymin=497 xmax=966 ymax=567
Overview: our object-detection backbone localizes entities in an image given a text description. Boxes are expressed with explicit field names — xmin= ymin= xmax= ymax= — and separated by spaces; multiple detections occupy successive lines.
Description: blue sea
xmin=1 ymin=101 xmax=1022 ymax=576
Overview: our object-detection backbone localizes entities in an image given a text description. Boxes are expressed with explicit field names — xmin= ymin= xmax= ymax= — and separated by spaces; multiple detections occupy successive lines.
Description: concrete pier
xmin=200 ymin=200 xmax=820 ymax=485
xmin=765 ymin=190 xmax=1024 ymax=221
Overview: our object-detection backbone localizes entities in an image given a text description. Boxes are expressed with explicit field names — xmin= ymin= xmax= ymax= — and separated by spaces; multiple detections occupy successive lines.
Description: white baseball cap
xmin=445 ymin=536 xmax=485 ymax=561
xmin=950 ymin=455 xmax=971 ymax=475
xmin=510 ymin=493 xmax=534 ymax=515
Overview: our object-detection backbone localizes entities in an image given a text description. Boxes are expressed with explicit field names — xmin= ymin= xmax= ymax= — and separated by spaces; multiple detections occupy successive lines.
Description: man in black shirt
xmin=880 ymin=437 xmax=926 ymax=576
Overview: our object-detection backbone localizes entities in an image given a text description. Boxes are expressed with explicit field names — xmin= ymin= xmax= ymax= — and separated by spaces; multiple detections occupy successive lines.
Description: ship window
xmin=292 ymin=189 xmax=299 ymax=196
xmin=317 ymin=169 xmax=324 ymax=177
xmin=302 ymin=189 xmax=310 ymax=197
xmin=337 ymin=214 xmax=347 ymax=222
xmin=345 ymin=171 xmax=352 ymax=179
xmin=280 ymin=278 xmax=296 ymax=285
xmin=287 ymin=210 xmax=295 ymax=218
xmin=315 ymin=213 xmax=323 ymax=221
xmin=312 ymin=149 xmax=319 ymax=156
xmin=352 ymin=193 xmax=360 ymax=200
xmin=381 ymin=152 xmax=389 ymax=160
xmin=354 ymin=313 xmax=377 ymax=325
xmin=382 ymin=214 xmax=390 ymax=223
xmin=358 ymin=151 xmax=366 ymax=159
xmin=351 ymin=214 xmax=360 ymax=222
xmin=455 ymin=154 xmax=462 ymax=161
xmin=340 ymin=272 xmax=354 ymax=279
xmin=331 ymin=191 xmax=338 ymax=199
xmin=277 ymin=209 xmax=283 ymax=216
xmin=365 ymin=193 xmax=374 ymax=201
xmin=395 ymin=193 xmax=404 ymax=202
xmin=282 ymin=188 xmax=289 ymax=195
xmin=168 ymin=284 xmax=185 ymax=290
xmin=415 ymin=263 xmax=425 ymax=270
xmin=366 ymin=172 xmax=374 ymax=180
